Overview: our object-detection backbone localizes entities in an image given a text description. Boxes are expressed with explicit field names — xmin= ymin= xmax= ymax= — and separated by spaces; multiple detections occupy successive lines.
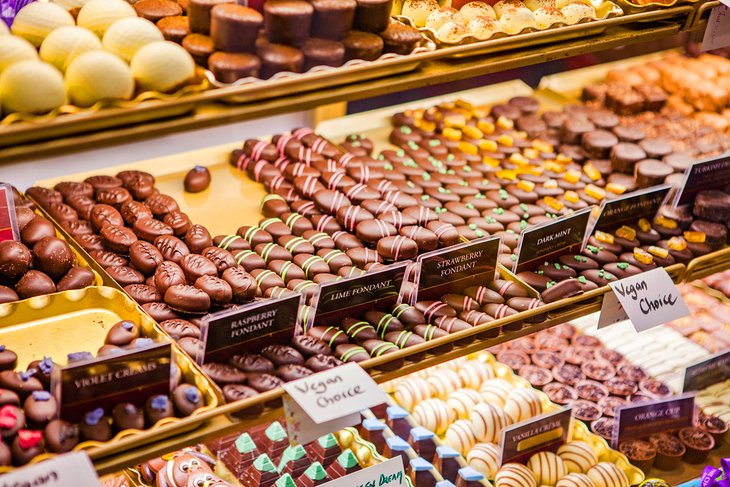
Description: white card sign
xmin=597 ymin=290 xmax=629 ymax=329
xmin=320 ymin=457 xmax=405 ymax=487
xmin=606 ymin=268 xmax=689 ymax=332
xmin=702 ymin=5 xmax=730 ymax=50
xmin=282 ymin=363 xmax=387 ymax=424
xmin=283 ymin=394 xmax=360 ymax=445
xmin=0 ymin=452 xmax=100 ymax=487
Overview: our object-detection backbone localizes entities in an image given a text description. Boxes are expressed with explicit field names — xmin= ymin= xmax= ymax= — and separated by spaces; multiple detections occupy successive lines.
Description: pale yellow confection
xmin=103 ymin=17 xmax=163 ymax=62
xmin=559 ymin=2 xmax=594 ymax=24
xmin=479 ymin=378 xmax=514 ymax=406
xmin=77 ymin=0 xmax=137 ymax=37
xmin=394 ymin=377 xmax=432 ymax=411
xmin=504 ymin=387 xmax=542 ymax=423
xmin=0 ymin=60 xmax=65 ymax=114
xmin=533 ymin=6 xmax=565 ymax=28
xmin=499 ymin=7 xmax=537 ymax=34
xmin=65 ymin=50 xmax=133 ymax=107
xmin=496 ymin=463 xmax=538 ymax=487
xmin=458 ymin=360 xmax=495 ymax=389
xmin=40 ymin=26 xmax=102 ymax=72
xmin=467 ymin=15 xmax=503 ymax=39
xmin=0 ymin=35 xmax=38 ymax=74
xmin=460 ymin=1 xmax=496 ymax=20
xmin=557 ymin=441 xmax=597 ymax=474
xmin=130 ymin=41 xmax=195 ymax=92
xmin=10 ymin=2 xmax=75 ymax=47
xmin=444 ymin=419 xmax=477 ymax=455
xmin=51 ymin=0 xmax=91 ymax=11
xmin=471 ymin=402 xmax=510 ymax=443
xmin=493 ymin=0 xmax=525 ymax=17
xmin=468 ymin=442 xmax=501 ymax=479
xmin=436 ymin=21 xmax=470 ymax=42
xmin=402 ymin=0 xmax=440 ymax=27
xmin=527 ymin=451 xmax=567 ymax=486
xmin=524 ymin=0 xmax=556 ymax=10
xmin=586 ymin=463 xmax=629 ymax=487
xmin=0 ymin=21 xmax=8 ymax=36
xmin=413 ymin=398 xmax=454 ymax=435
xmin=447 ymin=388 xmax=482 ymax=419
xmin=427 ymin=368 xmax=463 ymax=398
xmin=425 ymin=6 xmax=465 ymax=31
xmin=556 ymin=473 xmax=596 ymax=487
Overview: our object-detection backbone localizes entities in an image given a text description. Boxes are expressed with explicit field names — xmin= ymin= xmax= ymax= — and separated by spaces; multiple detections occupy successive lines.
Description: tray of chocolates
xmin=0 ymin=286 xmax=220 ymax=469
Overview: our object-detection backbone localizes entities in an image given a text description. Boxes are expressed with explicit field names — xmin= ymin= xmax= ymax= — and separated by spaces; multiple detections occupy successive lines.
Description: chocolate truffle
xmin=302 ymin=38 xmax=345 ymax=70
xmin=188 ymin=0 xmax=231 ymax=34
xmin=264 ymin=0 xmax=313 ymax=45
xmin=145 ymin=395 xmax=174 ymax=426
xmin=353 ymin=0 xmax=392 ymax=33
xmin=343 ymin=30 xmax=383 ymax=60
xmin=258 ymin=43 xmax=305 ymax=79
xmin=44 ymin=419 xmax=79 ymax=453
xmin=310 ymin=0 xmax=356 ymax=40
xmin=211 ymin=4 xmax=262 ymax=52
xmin=112 ymin=403 xmax=144 ymax=431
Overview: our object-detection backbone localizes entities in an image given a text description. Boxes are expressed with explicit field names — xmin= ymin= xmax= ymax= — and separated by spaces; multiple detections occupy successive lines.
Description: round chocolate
xmin=20 ymin=217 xmax=56 ymax=247
xmin=172 ymin=384 xmax=203 ymax=416
xmin=0 ymin=241 xmax=32 ymax=281
xmin=44 ymin=419 xmax=79 ymax=453
xmin=111 ymin=403 xmax=144 ymax=431
xmin=144 ymin=394 xmax=174 ymax=426
xmin=80 ymin=408 xmax=113 ymax=441
xmin=184 ymin=166 xmax=211 ymax=193
xmin=15 ymin=270 xmax=56 ymax=299
xmin=24 ymin=390 xmax=57 ymax=427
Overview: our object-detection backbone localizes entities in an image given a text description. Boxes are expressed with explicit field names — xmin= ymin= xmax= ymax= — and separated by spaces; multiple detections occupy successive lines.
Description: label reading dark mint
xmin=313 ymin=262 xmax=407 ymax=327
xmin=513 ymin=207 xmax=593 ymax=274
xmin=198 ymin=293 xmax=302 ymax=364
xmin=592 ymin=185 xmax=671 ymax=233
xmin=414 ymin=236 xmax=500 ymax=303
xmin=683 ymin=350 xmax=730 ymax=392
xmin=613 ymin=394 xmax=695 ymax=448
xmin=500 ymin=407 xmax=572 ymax=465
xmin=673 ymin=155 xmax=730 ymax=207
xmin=52 ymin=343 xmax=172 ymax=422
xmin=0 ymin=183 xmax=19 ymax=242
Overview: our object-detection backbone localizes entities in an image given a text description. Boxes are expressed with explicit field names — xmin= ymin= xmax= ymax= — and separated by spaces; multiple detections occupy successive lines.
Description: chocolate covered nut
xmin=107 ymin=266 xmax=145 ymax=286
xmin=129 ymin=240 xmax=164 ymax=275
xmin=154 ymin=235 xmax=190 ymax=264
xmin=120 ymin=201 xmax=153 ymax=226
xmin=262 ymin=345 xmax=304 ymax=367
xmin=164 ymin=211 xmax=192 ymax=237
xmin=15 ymin=270 xmax=56 ymax=299
xmin=133 ymin=218 xmax=174 ymax=243
xmin=100 ymin=225 xmax=137 ymax=255
xmin=145 ymin=194 xmax=179 ymax=218
xmin=165 ymin=284 xmax=211 ymax=313
xmin=124 ymin=284 xmax=162 ymax=304
xmin=195 ymin=275 xmax=233 ymax=305
xmin=276 ymin=364 xmax=314 ymax=381
xmin=229 ymin=354 xmax=275 ymax=374
xmin=305 ymin=354 xmax=344 ymax=372
xmin=222 ymin=266 xmax=257 ymax=302
xmin=20 ymin=217 xmax=56 ymax=248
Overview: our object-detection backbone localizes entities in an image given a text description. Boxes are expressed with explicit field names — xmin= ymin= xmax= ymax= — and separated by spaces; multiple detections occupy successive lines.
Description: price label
xmin=0 ymin=183 xmax=19 ymax=242
xmin=605 ymin=267 xmax=689 ymax=333
xmin=0 ymin=452 xmax=101 ymax=487
xmin=320 ymin=457 xmax=405 ymax=487
xmin=613 ymin=394 xmax=695 ymax=448
xmin=683 ymin=350 xmax=730 ymax=392
xmin=282 ymin=363 xmax=387 ymax=424
xmin=702 ymin=5 xmax=730 ymax=49
xmin=591 ymin=185 xmax=671 ymax=233
xmin=499 ymin=407 xmax=572 ymax=465
xmin=198 ymin=294 xmax=301 ymax=364
xmin=672 ymin=155 xmax=730 ymax=207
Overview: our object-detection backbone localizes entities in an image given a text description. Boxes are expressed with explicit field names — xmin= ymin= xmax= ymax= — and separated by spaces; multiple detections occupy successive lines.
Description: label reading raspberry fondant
xmin=683 ymin=350 xmax=730 ymax=392
xmin=51 ymin=343 xmax=172 ymax=422
xmin=613 ymin=394 xmax=695 ymax=448
xmin=513 ymin=207 xmax=593 ymax=274
xmin=317 ymin=457 xmax=405 ymax=487
xmin=673 ymin=155 xmax=730 ymax=207
xmin=0 ymin=183 xmax=19 ymax=242
xmin=198 ymin=293 xmax=302 ymax=364
xmin=414 ymin=236 xmax=500 ymax=303
xmin=499 ymin=407 xmax=572 ymax=464
xmin=592 ymin=185 xmax=671 ymax=233
xmin=0 ymin=452 xmax=101 ymax=487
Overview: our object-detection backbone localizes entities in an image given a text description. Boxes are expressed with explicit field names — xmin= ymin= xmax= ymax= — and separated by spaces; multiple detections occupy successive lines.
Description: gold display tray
xmin=0 ymin=286 xmax=221 ymax=469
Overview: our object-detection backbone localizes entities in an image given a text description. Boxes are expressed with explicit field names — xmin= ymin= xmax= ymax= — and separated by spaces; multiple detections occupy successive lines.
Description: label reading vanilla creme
xmin=499 ymin=407 xmax=572 ymax=464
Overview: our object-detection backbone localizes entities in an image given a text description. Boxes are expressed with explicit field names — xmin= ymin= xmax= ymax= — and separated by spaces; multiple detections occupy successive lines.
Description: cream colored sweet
xmin=557 ymin=441 xmax=597 ymax=474
xmin=496 ymin=463 xmax=538 ymax=487
xmin=426 ymin=6 xmax=465 ymax=31
xmin=65 ymin=50 xmax=134 ymax=107
xmin=533 ymin=6 xmax=566 ymax=28
xmin=437 ymin=21 xmax=470 ymax=41
xmin=0 ymin=21 xmax=8 ymax=36
xmin=447 ymin=388 xmax=482 ymax=419
xmin=412 ymin=398 xmax=453 ymax=435
xmin=468 ymin=442 xmax=501 ymax=479
xmin=479 ymin=377 xmax=514 ymax=406
xmin=51 ymin=0 xmax=91 ymax=10
xmin=504 ymin=387 xmax=542 ymax=423
xmin=556 ymin=473 xmax=596 ymax=487
xmin=427 ymin=368 xmax=463 ymax=398
xmin=10 ymin=2 xmax=75 ymax=47
xmin=0 ymin=60 xmax=66 ymax=114
xmin=130 ymin=41 xmax=195 ymax=92
xmin=696 ymin=378 xmax=730 ymax=419
xmin=402 ymin=0 xmax=440 ymax=27
xmin=0 ymin=35 xmax=38 ymax=74
xmin=466 ymin=15 xmax=504 ymax=39
xmin=499 ymin=7 xmax=537 ymax=34
xmin=458 ymin=360 xmax=495 ymax=388
xmin=40 ymin=26 xmax=102 ymax=72
xmin=394 ymin=377 xmax=431 ymax=411
xmin=559 ymin=2 xmax=594 ymax=24
xmin=103 ymin=17 xmax=163 ymax=62
xmin=493 ymin=0 xmax=526 ymax=17
xmin=471 ymin=402 xmax=510 ymax=443
xmin=460 ymin=1 xmax=496 ymax=20
xmin=527 ymin=451 xmax=567 ymax=486
xmin=445 ymin=419 xmax=477 ymax=455
xmin=586 ymin=463 xmax=629 ymax=487
xmin=76 ymin=0 xmax=137 ymax=37
xmin=524 ymin=0 xmax=557 ymax=10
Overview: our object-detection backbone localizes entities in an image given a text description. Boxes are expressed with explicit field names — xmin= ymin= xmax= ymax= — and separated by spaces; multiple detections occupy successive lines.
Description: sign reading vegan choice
xmin=513 ymin=207 xmax=593 ymax=274
xmin=673 ymin=155 xmax=730 ymax=207
xmin=282 ymin=394 xmax=360 ymax=446
xmin=0 ymin=452 xmax=101 ymax=487
xmin=413 ymin=236 xmax=500 ymax=303
xmin=282 ymin=363 xmax=387 ymax=424
xmin=603 ymin=267 xmax=690 ymax=332
xmin=0 ymin=183 xmax=19 ymax=242
xmin=52 ymin=343 xmax=172 ymax=422
xmin=613 ymin=394 xmax=695 ymax=448
xmin=499 ymin=407 xmax=573 ymax=465
xmin=319 ymin=457 xmax=405 ymax=487
xmin=592 ymin=185 xmax=672 ymax=233
xmin=198 ymin=293 xmax=302 ymax=364
xmin=702 ymin=5 xmax=730 ymax=48
xmin=683 ymin=350 xmax=730 ymax=392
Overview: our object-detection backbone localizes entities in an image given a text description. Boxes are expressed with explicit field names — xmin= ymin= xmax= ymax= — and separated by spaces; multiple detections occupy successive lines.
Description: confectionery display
xmin=668 ymin=284 xmax=730 ymax=353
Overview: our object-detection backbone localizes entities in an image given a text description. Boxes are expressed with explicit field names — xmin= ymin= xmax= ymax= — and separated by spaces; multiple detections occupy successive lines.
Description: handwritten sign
xmin=414 ymin=236 xmax=500 ymax=303
xmin=0 ymin=452 xmax=101 ymax=487
xmin=0 ymin=184 xmax=19 ymax=242
xmin=282 ymin=363 xmax=387 ymax=424
xmin=499 ymin=407 xmax=572 ymax=464
xmin=613 ymin=394 xmax=695 ymax=448
xmin=606 ymin=267 xmax=689 ymax=332
xmin=702 ymin=5 xmax=730 ymax=50
xmin=282 ymin=394 xmax=359 ymax=445
xmin=513 ymin=207 xmax=592 ymax=274
xmin=673 ymin=155 xmax=730 ymax=207
xmin=320 ymin=457 xmax=405 ymax=487
xmin=592 ymin=185 xmax=671 ymax=233
xmin=683 ymin=350 xmax=730 ymax=392
xmin=51 ymin=343 xmax=171 ymax=422
xmin=198 ymin=294 xmax=301 ymax=364
xmin=597 ymin=290 xmax=629 ymax=329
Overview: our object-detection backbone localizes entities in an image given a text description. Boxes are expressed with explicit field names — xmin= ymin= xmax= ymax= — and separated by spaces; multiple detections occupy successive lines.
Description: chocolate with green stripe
xmin=254 ymin=243 xmax=292 ymax=263
xmin=279 ymin=235 xmax=315 ymax=255
xmin=385 ymin=330 xmax=425 ymax=349
xmin=231 ymin=250 xmax=266 ymax=272
xmin=335 ymin=344 xmax=369 ymax=363
xmin=238 ymin=225 xmax=273 ymax=246
xmin=362 ymin=339 xmax=399 ymax=357
xmin=293 ymin=254 xmax=330 ymax=278
xmin=302 ymin=230 xmax=335 ymax=251
xmin=213 ymin=234 xmax=249 ymax=251
xmin=364 ymin=310 xmax=403 ymax=338
xmin=340 ymin=318 xmax=378 ymax=342
xmin=268 ymin=260 xmax=304 ymax=283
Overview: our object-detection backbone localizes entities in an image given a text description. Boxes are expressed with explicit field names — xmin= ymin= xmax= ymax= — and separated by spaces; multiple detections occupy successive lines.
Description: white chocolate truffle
xmin=504 ymin=387 xmax=542 ymax=423
xmin=51 ymin=0 xmax=91 ymax=10
xmin=460 ymin=1 xmax=496 ymax=19
xmin=445 ymin=419 xmax=477 ymax=455
xmin=557 ymin=441 xmax=598 ymax=474
xmin=527 ymin=451 xmax=568 ymax=486
xmin=0 ymin=35 xmax=38 ymax=74
xmin=40 ymin=26 xmax=102 ymax=72
xmin=448 ymin=388 xmax=483 ymax=419
xmin=479 ymin=378 xmax=514 ymax=406
xmin=467 ymin=14 xmax=503 ymax=38
xmin=499 ymin=7 xmax=537 ymax=34
xmin=65 ymin=50 xmax=134 ymax=107
xmin=130 ymin=41 xmax=195 ymax=92
xmin=556 ymin=473 xmax=596 ymax=487
xmin=77 ymin=0 xmax=137 ymax=37
xmin=471 ymin=402 xmax=510 ymax=443
xmin=10 ymin=2 xmax=74 ymax=47
xmin=402 ymin=0 xmax=440 ymax=27
xmin=468 ymin=442 xmax=501 ymax=478
xmin=586 ymin=463 xmax=629 ymax=487
xmin=459 ymin=360 xmax=495 ymax=389
xmin=524 ymin=0 xmax=557 ymax=10
xmin=493 ymin=0 xmax=526 ymax=17
xmin=395 ymin=377 xmax=432 ymax=411
xmin=496 ymin=463 xmax=538 ymax=487
xmin=0 ymin=60 xmax=65 ymax=114
xmin=426 ymin=7 xmax=465 ymax=31
xmin=427 ymin=368 xmax=463 ymax=398
xmin=103 ymin=18 xmax=163 ymax=62
xmin=533 ymin=6 xmax=566 ymax=28
xmin=559 ymin=2 xmax=594 ymax=24
xmin=437 ymin=21 xmax=470 ymax=42
xmin=413 ymin=398 xmax=454 ymax=435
